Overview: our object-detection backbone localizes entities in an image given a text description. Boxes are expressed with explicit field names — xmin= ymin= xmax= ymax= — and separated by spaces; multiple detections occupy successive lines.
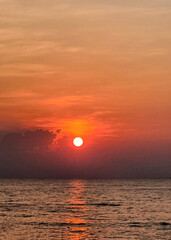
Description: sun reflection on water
xmin=65 ymin=180 xmax=90 ymax=240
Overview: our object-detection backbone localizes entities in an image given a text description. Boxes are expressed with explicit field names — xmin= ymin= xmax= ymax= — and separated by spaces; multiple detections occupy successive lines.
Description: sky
xmin=0 ymin=0 xmax=171 ymax=178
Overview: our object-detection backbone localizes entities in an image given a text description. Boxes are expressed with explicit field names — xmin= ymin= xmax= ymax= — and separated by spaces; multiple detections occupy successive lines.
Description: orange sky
xmin=0 ymin=0 xmax=171 ymax=143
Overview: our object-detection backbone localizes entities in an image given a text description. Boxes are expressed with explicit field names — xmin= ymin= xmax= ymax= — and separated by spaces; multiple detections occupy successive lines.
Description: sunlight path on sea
xmin=0 ymin=179 xmax=170 ymax=239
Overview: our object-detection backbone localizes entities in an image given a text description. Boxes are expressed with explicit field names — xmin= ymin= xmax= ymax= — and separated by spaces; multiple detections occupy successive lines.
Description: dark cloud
xmin=0 ymin=129 xmax=60 ymax=178
xmin=0 ymin=129 xmax=56 ymax=152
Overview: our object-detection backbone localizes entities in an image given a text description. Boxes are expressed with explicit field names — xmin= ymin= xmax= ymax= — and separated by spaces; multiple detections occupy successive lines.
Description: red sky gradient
xmin=0 ymin=0 xmax=170 ymax=178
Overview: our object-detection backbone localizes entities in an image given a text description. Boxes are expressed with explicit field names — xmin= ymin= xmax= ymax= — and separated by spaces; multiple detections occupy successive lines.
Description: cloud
xmin=0 ymin=129 xmax=57 ymax=152
xmin=0 ymin=129 xmax=62 ymax=178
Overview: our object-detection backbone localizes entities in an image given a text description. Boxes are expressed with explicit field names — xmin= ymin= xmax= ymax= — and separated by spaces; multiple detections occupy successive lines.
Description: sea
xmin=0 ymin=179 xmax=170 ymax=240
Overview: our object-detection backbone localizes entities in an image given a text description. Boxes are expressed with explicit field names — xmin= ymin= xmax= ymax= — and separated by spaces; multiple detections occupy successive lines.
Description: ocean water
xmin=0 ymin=179 xmax=170 ymax=240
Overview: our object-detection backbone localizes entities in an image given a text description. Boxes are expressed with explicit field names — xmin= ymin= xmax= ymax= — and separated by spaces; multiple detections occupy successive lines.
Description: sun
xmin=73 ymin=137 xmax=83 ymax=147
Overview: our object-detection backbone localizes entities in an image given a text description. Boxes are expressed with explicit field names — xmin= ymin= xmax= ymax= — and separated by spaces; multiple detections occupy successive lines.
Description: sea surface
xmin=0 ymin=179 xmax=170 ymax=240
